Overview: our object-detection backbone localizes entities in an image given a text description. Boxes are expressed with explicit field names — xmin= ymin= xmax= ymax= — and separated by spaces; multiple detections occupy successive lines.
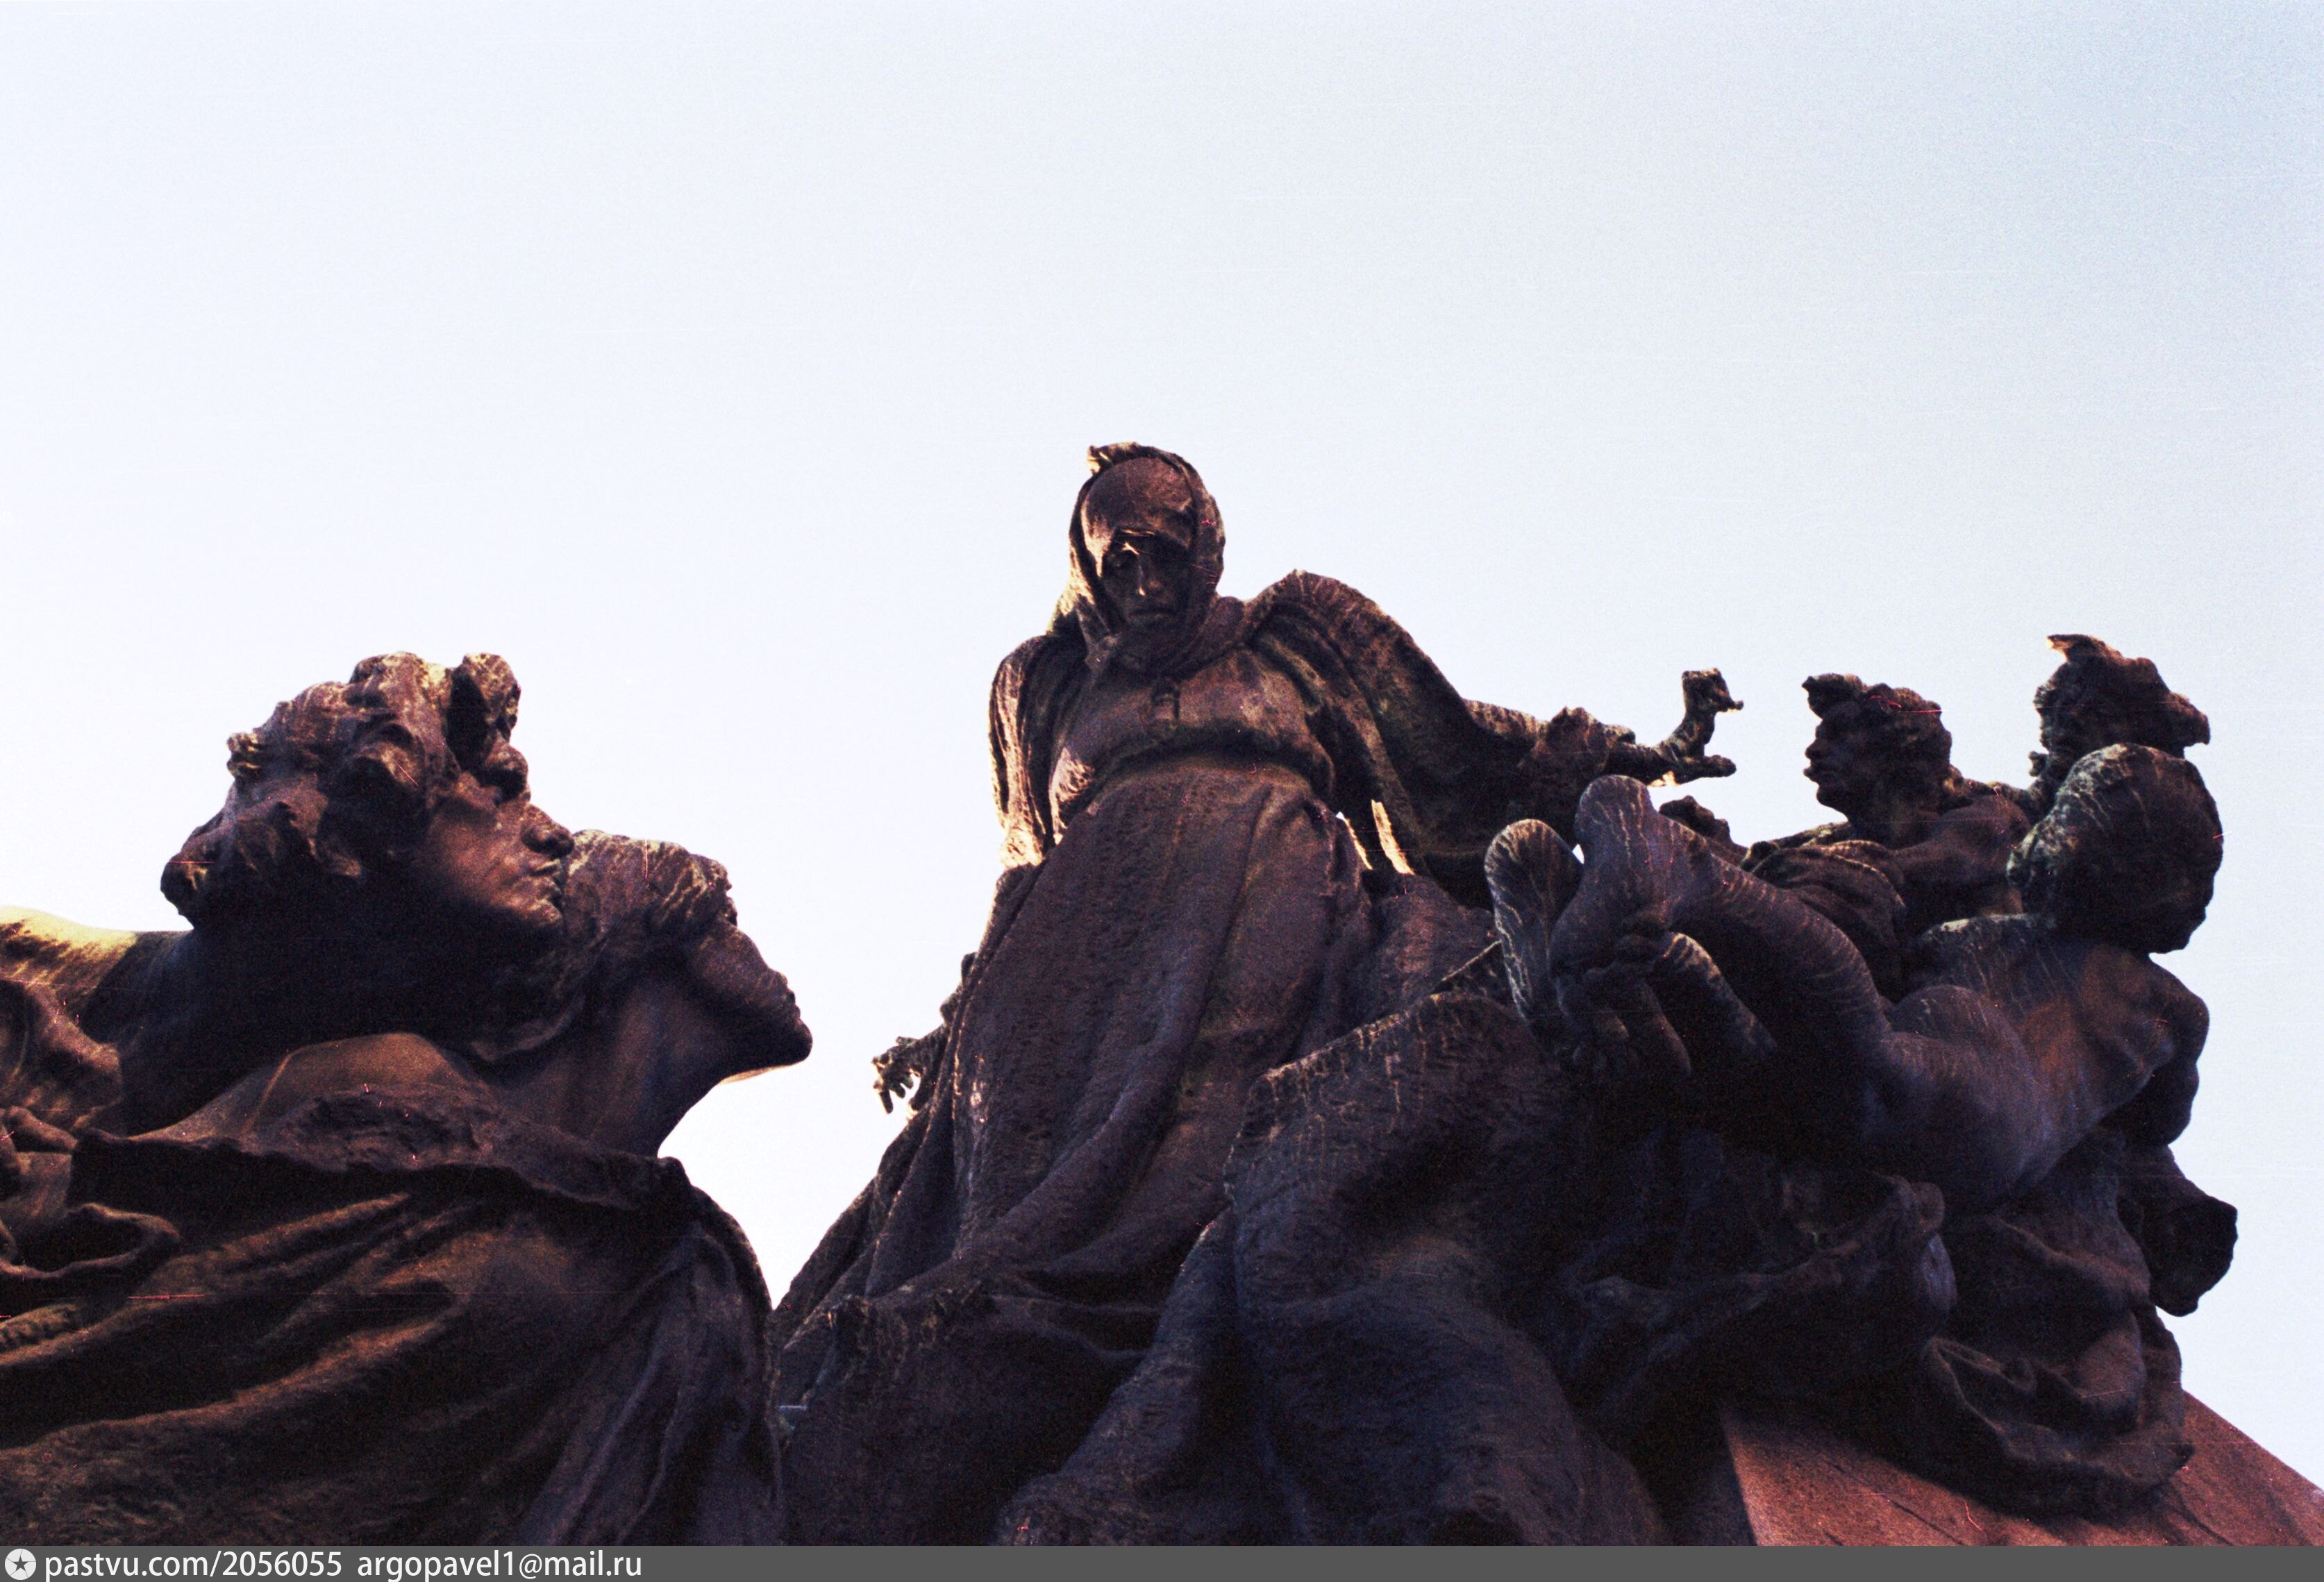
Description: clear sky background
xmin=4 ymin=2 xmax=2318 ymax=1485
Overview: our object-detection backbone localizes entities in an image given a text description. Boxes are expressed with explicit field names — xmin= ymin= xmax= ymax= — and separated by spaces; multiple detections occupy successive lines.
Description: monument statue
xmin=0 ymin=655 xmax=808 ymax=1542
xmin=0 ymin=462 xmax=2311 ymax=1546
xmin=999 ymin=628 xmax=2284 ymax=1544
xmin=767 ymin=444 xmax=1738 ymax=1542
xmin=1739 ymin=675 xmax=2031 ymax=993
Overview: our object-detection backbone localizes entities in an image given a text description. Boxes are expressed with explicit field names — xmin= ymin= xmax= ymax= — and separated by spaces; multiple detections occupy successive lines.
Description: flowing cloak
xmin=0 ymin=1087 xmax=783 ymax=1544
xmin=769 ymin=565 xmax=1644 ymax=1542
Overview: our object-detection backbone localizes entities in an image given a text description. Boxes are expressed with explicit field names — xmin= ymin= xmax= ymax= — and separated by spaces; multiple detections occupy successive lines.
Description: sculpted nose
xmin=524 ymin=805 xmax=576 ymax=859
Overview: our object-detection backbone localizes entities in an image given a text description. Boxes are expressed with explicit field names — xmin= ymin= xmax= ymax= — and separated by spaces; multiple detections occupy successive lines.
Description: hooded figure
xmin=770 ymin=445 xmax=1731 ymax=1542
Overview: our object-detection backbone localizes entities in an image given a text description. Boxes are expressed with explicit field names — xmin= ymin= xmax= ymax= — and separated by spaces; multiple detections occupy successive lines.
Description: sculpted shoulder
xmin=1248 ymin=569 xmax=1392 ymax=631
xmin=0 ymin=908 xmax=169 ymax=1016
xmin=992 ymin=630 xmax=1057 ymax=689
xmin=158 ymin=1032 xmax=479 ymax=1144
xmin=1912 ymin=915 xmax=2200 ymax=1041
xmin=2064 ymin=941 xmax=2208 ymax=1074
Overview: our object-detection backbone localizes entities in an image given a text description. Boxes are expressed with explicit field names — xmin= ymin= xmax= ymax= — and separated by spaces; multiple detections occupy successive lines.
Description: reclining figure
xmin=998 ymin=635 xmax=2235 ymax=1543
xmin=1503 ymin=727 xmax=2230 ymax=1513
xmin=1539 ymin=744 xmax=2216 ymax=1218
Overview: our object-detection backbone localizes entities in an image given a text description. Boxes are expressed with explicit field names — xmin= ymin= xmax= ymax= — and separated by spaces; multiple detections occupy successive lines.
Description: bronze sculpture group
xmin=0 ymin=446 xmax=2282 ymax=1542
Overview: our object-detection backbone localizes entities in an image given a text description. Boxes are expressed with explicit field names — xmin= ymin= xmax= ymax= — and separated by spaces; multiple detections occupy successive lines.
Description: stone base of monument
xmin=1667 ymin=1397 xmax=2324 ymax=1545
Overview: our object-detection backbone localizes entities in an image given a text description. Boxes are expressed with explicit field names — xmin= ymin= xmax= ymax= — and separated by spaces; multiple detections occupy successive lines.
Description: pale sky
xmin=4 ymin=3 xmax=2318 ymax=1483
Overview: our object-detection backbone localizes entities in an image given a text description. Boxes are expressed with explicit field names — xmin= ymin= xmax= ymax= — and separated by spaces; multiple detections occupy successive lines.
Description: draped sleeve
xmin=987 ymin=573 xmax=1644 ymax=904
xmin=987 ymin=627 xmax=1090 ymax=869
xmin=1246 ymin=572 xmax=1635 ymax=904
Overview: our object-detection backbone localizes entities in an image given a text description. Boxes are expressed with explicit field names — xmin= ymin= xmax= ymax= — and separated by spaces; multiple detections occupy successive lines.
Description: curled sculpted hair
xmin=2010 ymin=744 xmax=2222 ymax=953
xmin=162 ymin=653 xmax=526 ymax=929
xmin=2028 ymin=634 xmax=2209 ymax=811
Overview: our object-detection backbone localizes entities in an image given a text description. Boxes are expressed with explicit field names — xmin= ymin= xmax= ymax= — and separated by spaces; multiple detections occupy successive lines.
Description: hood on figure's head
xmin=1058 ymin=442 xmax=1235 ymax=678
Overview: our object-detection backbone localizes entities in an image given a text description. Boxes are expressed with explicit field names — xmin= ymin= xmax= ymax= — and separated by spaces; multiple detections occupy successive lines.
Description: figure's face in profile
xmin=683 ymin=920 xmax=812 ymax=1072
xmin=1803 ymin=714 xmax=1880 ymax=819
xmin=406 ymin=748 xmax=575 ymax=940
xmin=1085 ymin=459 xmax=1198 ymax=634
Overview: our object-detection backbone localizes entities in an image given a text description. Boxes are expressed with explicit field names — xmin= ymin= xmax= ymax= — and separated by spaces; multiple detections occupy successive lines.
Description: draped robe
xmin=769 ymin=551 xmax=1653 ymax=1542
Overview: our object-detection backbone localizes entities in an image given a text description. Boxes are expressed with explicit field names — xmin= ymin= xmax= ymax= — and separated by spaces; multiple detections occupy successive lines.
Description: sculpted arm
xmin=1888 ymin=797 xmax=2026 ymax=891
xmin=1862 ymin=952 xmax=2196 ymax=1206
xmin=989 ymin=633 xmax=1080 ymax=871
xmin=870 ymin=639 xmax=1067 ymax=1112
xmin=1469 ymin=669 xmax=1742 ymax=833
xmin=1528 ymin=778 xmax=2174 ymax=1211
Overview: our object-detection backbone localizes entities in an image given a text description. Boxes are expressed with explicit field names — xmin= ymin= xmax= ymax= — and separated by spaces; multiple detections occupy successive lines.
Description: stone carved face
xmin=1798 ymin=675 xmax=1955 ymax=829
xmin=103 ymin=654 xmax=590 ymax=1127
xmin=477 ymin=830 xmax=812 ymax=1149
xmin=160 ymin=830 xmax=811 ymax=1154
xmin=405 ymin=750 xmax=573 ymax=945
xmin=1802 ymin=713 xmax=1885 ymax=821
xmin=1083 ymin=456 xmax=1200 ymax=636
xmin=165 ymin=653 xmax=573 ymax=951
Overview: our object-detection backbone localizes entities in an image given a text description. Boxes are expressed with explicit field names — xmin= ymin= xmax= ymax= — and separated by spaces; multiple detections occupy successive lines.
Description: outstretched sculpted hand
xmin=1606 ymin=669 xmax=1744 ymax=785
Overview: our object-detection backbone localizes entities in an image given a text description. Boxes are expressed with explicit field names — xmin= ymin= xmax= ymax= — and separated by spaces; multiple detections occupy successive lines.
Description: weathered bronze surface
xmin=0 ymin=451 xmax=2308 ymax=1543
xmin=0 ymin=655 xmax=805 ymax=1541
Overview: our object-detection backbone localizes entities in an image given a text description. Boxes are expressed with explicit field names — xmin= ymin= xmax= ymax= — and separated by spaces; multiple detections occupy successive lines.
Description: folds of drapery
xmin=988 ymin=573 xmax=1635 ymax=904
xmin=1001 ymin=963 xmax=1945 ymax=1543
xmin=769 ymin=762 xmax=1491 ymax=1541
xmin=1001 ymin=950 xmax=2234 ymax=1538
xmin=0 ymin=1088 xmax=782 ymax=1544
